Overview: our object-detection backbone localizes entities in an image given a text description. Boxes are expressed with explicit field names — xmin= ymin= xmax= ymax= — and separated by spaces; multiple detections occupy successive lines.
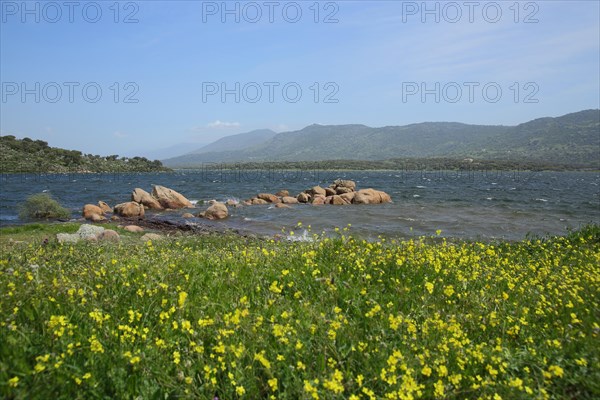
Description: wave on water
xmin=536 ymin=198 xmax=548 ymax=202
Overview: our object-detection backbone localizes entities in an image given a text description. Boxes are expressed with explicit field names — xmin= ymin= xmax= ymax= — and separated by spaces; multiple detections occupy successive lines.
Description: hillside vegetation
xmin=0 ymin=136 xmax=170 ymax=173
xmin=164 ymin=110 xmax=600 ymax=168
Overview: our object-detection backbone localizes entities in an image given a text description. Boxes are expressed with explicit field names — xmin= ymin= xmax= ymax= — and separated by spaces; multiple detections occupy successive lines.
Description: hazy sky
xmin=1 ymin=0 xmax=599 ymax=158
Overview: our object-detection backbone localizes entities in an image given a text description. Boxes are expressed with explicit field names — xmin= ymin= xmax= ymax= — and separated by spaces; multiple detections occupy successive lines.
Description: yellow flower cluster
xmin=0 ymin=224 xmax=598 ymax=398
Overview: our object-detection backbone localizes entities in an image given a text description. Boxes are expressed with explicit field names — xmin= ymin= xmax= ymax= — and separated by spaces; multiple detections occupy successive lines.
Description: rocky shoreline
xmin=69 ymin=179 xmax=392 ymax=242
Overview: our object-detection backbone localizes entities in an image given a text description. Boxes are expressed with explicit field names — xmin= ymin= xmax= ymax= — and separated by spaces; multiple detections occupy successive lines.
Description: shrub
xmin=18 ymin=193 xmax=72 ymax=220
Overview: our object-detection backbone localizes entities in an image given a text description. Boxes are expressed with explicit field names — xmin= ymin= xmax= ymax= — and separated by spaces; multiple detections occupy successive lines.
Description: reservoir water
xmin=1 ymin=170 xmax=598 ymax=240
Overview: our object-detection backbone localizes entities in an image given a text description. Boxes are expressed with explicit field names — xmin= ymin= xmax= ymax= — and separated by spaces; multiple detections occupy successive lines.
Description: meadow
xmin=0 ymin=224 xmax=598 ymax=399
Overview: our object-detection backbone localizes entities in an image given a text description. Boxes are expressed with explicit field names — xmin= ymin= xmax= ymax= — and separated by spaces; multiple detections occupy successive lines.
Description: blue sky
xmin=1 ymin=0 xmax=599 ymax=158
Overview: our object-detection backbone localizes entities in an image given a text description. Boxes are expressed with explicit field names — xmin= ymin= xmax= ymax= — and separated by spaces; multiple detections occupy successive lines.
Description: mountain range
xmin=163 ymin=110 xmax=600 ymax=168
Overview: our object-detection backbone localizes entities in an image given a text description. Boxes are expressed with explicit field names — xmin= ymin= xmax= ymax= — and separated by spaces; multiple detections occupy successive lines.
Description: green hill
xmin=163 ymin=110 xmax=600 ymax=168
xmin=0 ymin=136 xmax=170 ymax=173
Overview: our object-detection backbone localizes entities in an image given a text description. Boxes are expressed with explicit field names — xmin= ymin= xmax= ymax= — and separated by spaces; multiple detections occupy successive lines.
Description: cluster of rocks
xmin=79 ymin=180 xmax=391 ymax=227
xmin=81 ymin=185 xmax=229 ymax=221
xmin=56 ymin=224 xmax=163 ymax=244
xmin=243 ymin=179 xmax=391 ymax=207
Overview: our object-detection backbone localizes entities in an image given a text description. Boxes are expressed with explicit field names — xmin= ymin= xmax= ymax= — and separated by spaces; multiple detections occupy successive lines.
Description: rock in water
xmin=333 ymin=179 xmax=356 ymax=191
xmin=352 ymin=189 xmax=392 ymax=204
xmin=312 ymin=195 xmax=326 ymax=205
xmin=339 ymin=192 xmax=355 ymax=204
xmin=82 ymin=204 xmax=104 ymax=220
xmin=308 ymin=186 xmax=326 ymax=197
xmin=325 ymin=188 xmax=336 ymax=196
xmin=114 ymin=202 xmax=145 ymax=217
xmin=132 ymin=188 xmax=163 ymax=209
xmin=97 ymin=201 xmax=112 ymax=214
xmin=329 ymin=195 xmax=346 ymax=205
xmin=281 ymin=196 xmax=299 ymax=204
xmin=257 ymin=193 xmax=281 ymax=203
xmin=199 ymin=202 xmax=228 ymax=220
xmin=335 ymin=186 xmax=353 ymax=195
xmin=251 ymin=198 xmax=269 ymax=205
xmin=151 ymin=185 xmax=193 ymax=209
xmin=297 ymin=193 xmax=311 ymax=203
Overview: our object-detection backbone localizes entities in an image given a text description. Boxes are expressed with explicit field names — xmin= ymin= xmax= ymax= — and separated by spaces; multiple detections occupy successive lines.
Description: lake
xmin=1 ymin=169 xmax=599 ymax=240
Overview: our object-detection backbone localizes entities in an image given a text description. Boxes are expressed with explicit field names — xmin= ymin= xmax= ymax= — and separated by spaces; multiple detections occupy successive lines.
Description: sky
xmin=1 ymin=0 xmax=599 ymax=159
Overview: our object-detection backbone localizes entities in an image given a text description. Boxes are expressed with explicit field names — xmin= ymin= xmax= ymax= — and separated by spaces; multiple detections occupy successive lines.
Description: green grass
xmin=0 ymin=224 xmax=598 ymax=399
xmin=0 ymin=222 xmax=149 ymax=247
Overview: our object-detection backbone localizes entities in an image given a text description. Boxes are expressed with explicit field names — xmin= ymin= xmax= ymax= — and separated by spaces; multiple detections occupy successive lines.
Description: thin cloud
xmin=113 ymin=131 xmax=128 ymax=139
xmin=206 ymin=120 xmax=241 ymax=129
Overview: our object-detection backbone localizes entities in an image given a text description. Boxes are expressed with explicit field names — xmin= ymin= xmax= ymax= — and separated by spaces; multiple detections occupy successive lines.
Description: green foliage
xmin=186 ymin=157 xmax=588 ymax=172
xmin=0 ymin=225 xmax=598 ymax=399
xmin=18 ymin=193 xmax=72 ymax=220
xmin=0 ymin=135 xmax=171 ymax=173
xmin=164 ymin=110 xmax=600 ymax=168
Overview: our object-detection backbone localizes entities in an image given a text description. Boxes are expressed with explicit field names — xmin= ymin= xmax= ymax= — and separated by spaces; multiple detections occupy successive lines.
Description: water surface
xmin=1 ymin=170 xmax=598 ymax=240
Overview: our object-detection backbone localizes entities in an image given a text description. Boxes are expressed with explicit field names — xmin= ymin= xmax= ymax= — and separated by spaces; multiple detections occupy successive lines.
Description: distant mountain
xmin=163 ymin=110 xmax=600 ymax=167
xmin=141 ymin=142 xmax=209 ymax=160
xmin=187 ymin=129 xmax=277 ymax=154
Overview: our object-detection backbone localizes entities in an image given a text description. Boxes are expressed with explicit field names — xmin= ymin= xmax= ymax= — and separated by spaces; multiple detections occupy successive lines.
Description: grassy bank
xmin=0 ymin=224 xmax=598 ymax=399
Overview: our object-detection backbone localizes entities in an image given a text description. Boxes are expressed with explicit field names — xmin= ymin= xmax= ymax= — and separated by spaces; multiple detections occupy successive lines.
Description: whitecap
xmin=486 ymin=197 xmax=493 ymax=200
xmin=535 ymin=198 xmax=548 ymax=202
xmin=189 ymin=200 xmax=199 ymax=205
xmin=416 ymin=185 xmax=426 ymax=189
xmin=413 ymin=194 xmax=420 ymax=198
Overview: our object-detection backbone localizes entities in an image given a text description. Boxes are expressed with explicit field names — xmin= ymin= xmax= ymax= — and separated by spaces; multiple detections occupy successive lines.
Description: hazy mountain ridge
xmin=163 ymin=110 xmax=600 ymax=167
xmin=188 ymin=129 xmax=277 ymax=154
